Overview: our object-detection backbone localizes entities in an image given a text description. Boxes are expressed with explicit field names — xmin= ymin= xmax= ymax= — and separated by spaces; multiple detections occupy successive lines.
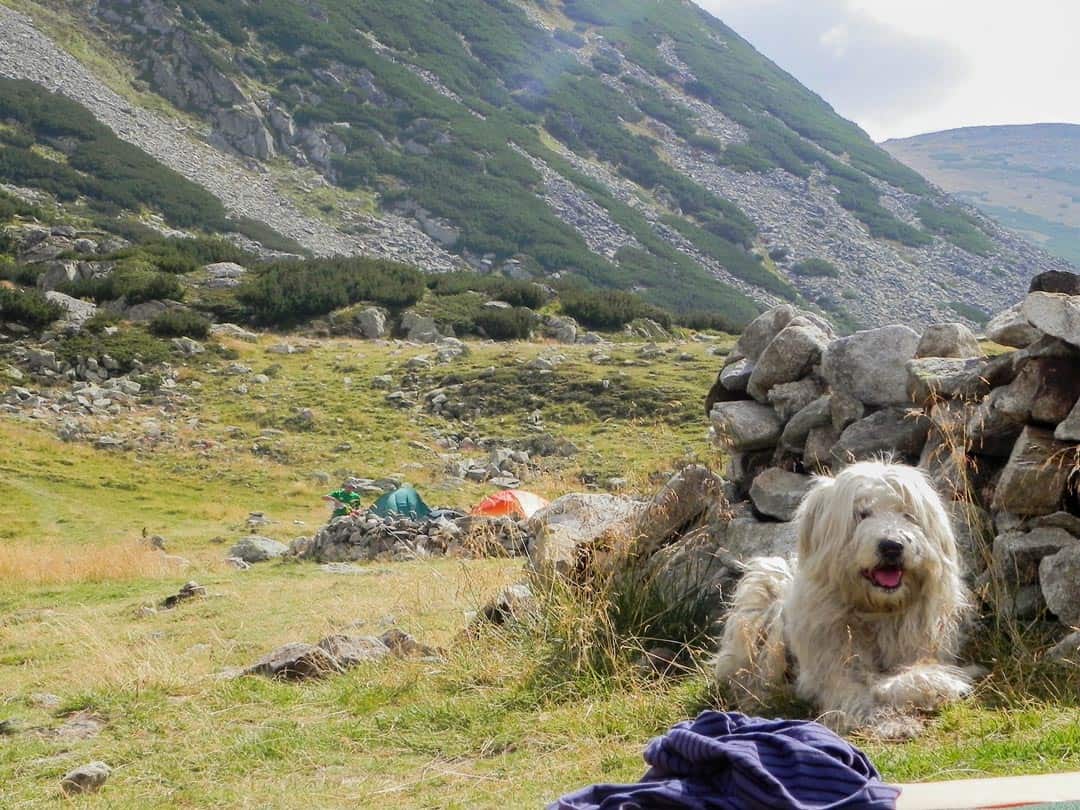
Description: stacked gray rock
xmin=301 ymin=511 xmax=529 ymax=563
xmin=706 ymin=276 xmax=1080 ymax=629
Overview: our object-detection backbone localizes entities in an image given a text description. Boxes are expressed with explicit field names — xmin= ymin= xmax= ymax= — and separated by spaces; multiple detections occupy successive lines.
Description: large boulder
xmin=906 ymin=357 xmax=989 ymax=406
xmin=229 ymin=536 xmax=288 ymax=563
xmin=1039 ymin=543 xmax=1080 ymax=625
xmin=527 ymin=493 xmax=643 ymax=576
xmin=915 ymin=323 xmax=983 ymax=359
xmin=985 ymin=303 xmax=1041 ymax=348
xmin=711 ymin=401 xmax=783 ymax=452
xmin=1055 ymin=397 xmax=1080 ymax=442
xmin=1030 ymin=270 xmax=1080 ymax=295
xmin=821 ymin=325 xmax=921 ymax=406
xmin=745 ymin=319 xmax=830 ymax=401
xmin=831 ymin=408 xmax=931 ymax=465
xmin=991 ymin=426 xmax=1078 ymax=516
xmin=1022 ymin=292 xmax=1080 ymax=348
xmin=543 ymin=315 xmax=578 ymax=344
xmin=356 ymin=307 xmax=388 ymax=339
xmin=966 ymin=388 xmax=1025 ymax=457
xmin=992 ymin=357 xmax=1080 ymax=426
xmin=400 ymin=311 xmax=442 ymax=343
xmin=749 ymin=468 xmax=814 ymax=521
xmin=734 ymin=305 xmax=798 ymax=362
xmin=630 ymin=465 xmax=725 ymax=559
xmin=45 ymin=291 xmax=97 ymax=327
xmin=61 ymin=762 xmax=112 ymax=795
xmin=720 ymin=510 xmax=798 ymax=563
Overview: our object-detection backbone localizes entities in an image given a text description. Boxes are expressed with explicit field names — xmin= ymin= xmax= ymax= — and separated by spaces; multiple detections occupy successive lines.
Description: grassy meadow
xmin=3 ymin=334 xmax=1080 ymax=807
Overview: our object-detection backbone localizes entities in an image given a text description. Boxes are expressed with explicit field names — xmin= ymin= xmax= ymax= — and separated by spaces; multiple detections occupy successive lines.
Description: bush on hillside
xmin=426 ymin=271 xmax=548 ymax=309
xmin=238 ymin=256 xmax=425 ymax=326
xmin=474 ymin=306 xmax=538 ymax=340
xmin=559 ymin=286 xmax=672 ymax=331
xmin=149 ymin=309 xmax=211 ymax=339
xmin=55 ymin=327 xmax=170 ymax=373
xmin=0 ymin=286 xmax=63 ymax=328
xmin=63 ymin=264 xmax=184 ymax=305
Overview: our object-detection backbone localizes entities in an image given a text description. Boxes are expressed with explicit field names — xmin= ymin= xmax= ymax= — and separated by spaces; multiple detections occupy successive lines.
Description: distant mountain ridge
xmin=0 ymin=0 xmax=1071 ymax=329
xmin=883 ymin=124 xmax=1080 ymax=267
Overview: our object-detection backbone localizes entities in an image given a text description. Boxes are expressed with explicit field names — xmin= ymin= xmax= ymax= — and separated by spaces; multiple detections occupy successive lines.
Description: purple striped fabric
xmin=549 ymin=711 xmax=899 ymax=810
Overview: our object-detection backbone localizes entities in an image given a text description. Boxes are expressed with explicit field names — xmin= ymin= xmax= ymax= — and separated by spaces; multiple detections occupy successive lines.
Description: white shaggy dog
xmin=713 ymin=460 xmax=974 ymax=739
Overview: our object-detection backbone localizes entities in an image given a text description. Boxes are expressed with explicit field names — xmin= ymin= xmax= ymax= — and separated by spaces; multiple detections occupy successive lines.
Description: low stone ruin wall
xmin=301 ymin=511 xmax=529 ymax=563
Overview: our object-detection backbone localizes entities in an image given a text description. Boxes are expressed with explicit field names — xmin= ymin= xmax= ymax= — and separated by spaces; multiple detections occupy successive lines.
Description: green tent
xmin=371 ymin=485 xmax=431 ymax=520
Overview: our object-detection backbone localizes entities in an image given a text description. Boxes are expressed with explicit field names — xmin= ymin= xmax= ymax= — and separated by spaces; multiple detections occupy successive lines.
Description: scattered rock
xmin=992 ymin=427 xmax=1077 ymax=516
xmin=244 ymin=642 xmax=344 ymax=680
xmin=1022 ymin=292 xmax=1080 ymax=348
xmin=985 ymin=303 xmax=1041 ymax=348
xmin=749 ymin=468 xmax=814 ymax=521
xmin=1040 ymin=543 xmax=1080 ymax=625
xmin=159 ymin=581 xmax=207 ymax=609
xmin=711 ymin=401 xmax=784 ymax=451
xmin=61 ymin=762 xmax=111 ymax=795
xmin=316 ymin=634 xmax=390 ymax=667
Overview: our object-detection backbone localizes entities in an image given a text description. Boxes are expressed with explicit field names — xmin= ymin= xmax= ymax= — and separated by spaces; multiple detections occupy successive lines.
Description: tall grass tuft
xmin=0 ymin=540 xmax=187 ymax=585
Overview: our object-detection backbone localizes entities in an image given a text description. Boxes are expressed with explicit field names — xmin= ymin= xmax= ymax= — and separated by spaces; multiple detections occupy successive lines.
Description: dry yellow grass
xmin=0 ymin=539 xmax=190 ymax=586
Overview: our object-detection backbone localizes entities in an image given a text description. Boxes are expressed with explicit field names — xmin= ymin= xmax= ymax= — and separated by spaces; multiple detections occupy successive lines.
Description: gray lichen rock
xmin=229 ymin=536 xmax=288 ymax=563
xmin=985 ymin=303 xmax=1041 ymax=348
xmin=915 ymin=322 xmax=983 ymax=359
xmin=780 ymin=396 xmax=832 ymax=453
xmin=719 ymin=358 xmax=754 ymax=394
xmin=316 ymin=634 xmax=390 ymax=667
xmin=356 ymin=307 xmax=388 ymax=339
xmin=1022 ymin=292 xmax=1080 ymax=348
xmin=831 ymin=408 xmax=931 ymax=465
xmin=745 ymin=319 xmax=830 ymax=401
xmin=993 ymin=527 xmax=1076 ymax=585
xmin=733 ymin=305 xmax=798 ymax=362
xmin=61 ymin=762 xmax=111 ymax=795
xmin=526 ymin=493 xmax=642 ymax=576
xmin=244 ymin=642 xmax=344 ymax=680
xmin=711 ymin=401 xmax=783 ymax=452
xmin=767 ymin=378 xmax=825 ymax=423
xmin=1039 ymin=543 xmax=1080 ymax=625
xmin=906 ymin=357 xmax=989 ymax=406
xmin=822 ymin=325 xmax=921 ymax=406
xmin=749 ymin=468 xmax=814 ymax=521
xmin=992 ymin=426 xmax=1077 ymax=516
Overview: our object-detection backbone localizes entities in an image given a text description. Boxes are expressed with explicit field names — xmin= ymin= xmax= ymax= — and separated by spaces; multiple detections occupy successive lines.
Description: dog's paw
xmin=862 ymin=713 xmax=924 ymax=742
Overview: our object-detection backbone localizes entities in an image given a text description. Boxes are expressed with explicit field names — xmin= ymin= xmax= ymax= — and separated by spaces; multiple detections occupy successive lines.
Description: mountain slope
xmin=883 ymin=124 xmax=1080 ymax=267
xmin=0 ymin=0 xmax=1070 ymax=328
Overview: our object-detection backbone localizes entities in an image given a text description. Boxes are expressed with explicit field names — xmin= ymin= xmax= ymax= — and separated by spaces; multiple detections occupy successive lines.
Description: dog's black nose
xmin=878 ymin=539 xmax=903 ymax=560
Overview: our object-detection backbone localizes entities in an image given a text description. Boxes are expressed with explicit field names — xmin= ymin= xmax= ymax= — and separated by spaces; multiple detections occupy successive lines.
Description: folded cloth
xmin=550 ymin=711 xmax=899 ymax=810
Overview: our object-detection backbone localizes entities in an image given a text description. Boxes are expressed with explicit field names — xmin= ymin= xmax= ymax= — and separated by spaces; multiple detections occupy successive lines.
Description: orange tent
xmin=470 ymin=489 xmax=549 ymax=520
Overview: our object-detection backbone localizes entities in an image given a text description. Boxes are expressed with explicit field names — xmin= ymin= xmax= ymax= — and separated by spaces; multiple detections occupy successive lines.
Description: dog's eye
xmin=856 ymin=509 xmax=872 ymax=522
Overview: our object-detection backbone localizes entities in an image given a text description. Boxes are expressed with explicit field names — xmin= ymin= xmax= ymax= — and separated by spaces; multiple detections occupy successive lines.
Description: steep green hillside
xmin=884 ymin=124 xmax=1080 ymax=266
xmin=0 ymin=0 xmax=1070 ymax=328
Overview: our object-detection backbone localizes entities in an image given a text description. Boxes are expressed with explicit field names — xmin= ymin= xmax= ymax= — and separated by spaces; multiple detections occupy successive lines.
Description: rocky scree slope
xmin=0 ymin=0 xmax=1071 ymax=329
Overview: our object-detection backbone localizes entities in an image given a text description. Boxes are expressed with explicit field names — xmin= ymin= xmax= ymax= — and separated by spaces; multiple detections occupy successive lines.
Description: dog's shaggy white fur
xmin=713 ymin=460 xmax=974 ymax=739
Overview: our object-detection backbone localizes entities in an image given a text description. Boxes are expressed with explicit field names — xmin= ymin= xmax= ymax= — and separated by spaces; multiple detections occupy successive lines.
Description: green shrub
xmin=0 ymin=263 xmax=40 ymax=285
xmin=83 ymin=310 xmax=121 ymax=333
xmin=559 ymin=286 xmax=672 ymax=331
xmin=916 ymin=202 xmax=994 ymax=256
xmin=63 ymin=264 xmax=184 ymax=305
xmin=947 ymin=301 xmax=990 ymax=326
xmin=474 ymin=306 xmax=538 ymax=340
xmin=791 ymin=258 xmax=840 ymax=278
xmin=149 ymin=309 xmax=211 ymax=339
xmin=0 ymin=286 xmax=63 ymax=328
xmin=239 ymin=256 xmax=425 ymax=326
xmin=427 ymin=271 xmax=548 ymax=308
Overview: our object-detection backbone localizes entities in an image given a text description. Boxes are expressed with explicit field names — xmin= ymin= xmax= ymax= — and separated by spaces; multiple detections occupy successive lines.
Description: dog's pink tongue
xmin=872 ymin=567 xmax=903 ymax=588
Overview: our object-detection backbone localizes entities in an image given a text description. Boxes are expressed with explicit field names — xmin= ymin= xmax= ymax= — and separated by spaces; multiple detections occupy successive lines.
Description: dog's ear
xmin=795 ymin=476 xmax=836 ymax=561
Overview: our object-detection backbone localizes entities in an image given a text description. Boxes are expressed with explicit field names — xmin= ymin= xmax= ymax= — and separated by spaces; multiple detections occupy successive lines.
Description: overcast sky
xmin=692 ymin=0 xmax=1080 ymax=141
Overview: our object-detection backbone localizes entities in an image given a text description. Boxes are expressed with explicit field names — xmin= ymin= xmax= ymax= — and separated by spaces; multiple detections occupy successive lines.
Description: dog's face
xmin=795 ymin=461 xmax=959 ymax=615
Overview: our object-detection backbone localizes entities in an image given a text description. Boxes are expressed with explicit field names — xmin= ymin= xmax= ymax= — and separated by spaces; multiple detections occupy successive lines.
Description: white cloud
xmin=693 ymin=0 xmax=1080 ymax=140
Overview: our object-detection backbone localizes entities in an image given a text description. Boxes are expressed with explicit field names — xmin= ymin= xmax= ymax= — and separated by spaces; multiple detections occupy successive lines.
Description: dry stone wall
xmin=705 ymin=275 xmax=1080 ymax=631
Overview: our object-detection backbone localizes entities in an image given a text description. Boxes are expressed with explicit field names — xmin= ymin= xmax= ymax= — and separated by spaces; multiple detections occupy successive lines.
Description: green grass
xmin=3 ymin=332 xmax=1080 ymax=806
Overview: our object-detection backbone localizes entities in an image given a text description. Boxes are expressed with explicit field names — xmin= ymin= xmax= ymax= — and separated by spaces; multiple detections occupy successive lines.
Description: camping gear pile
xmin=303 ymin=483 xmax=547 ymax=563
